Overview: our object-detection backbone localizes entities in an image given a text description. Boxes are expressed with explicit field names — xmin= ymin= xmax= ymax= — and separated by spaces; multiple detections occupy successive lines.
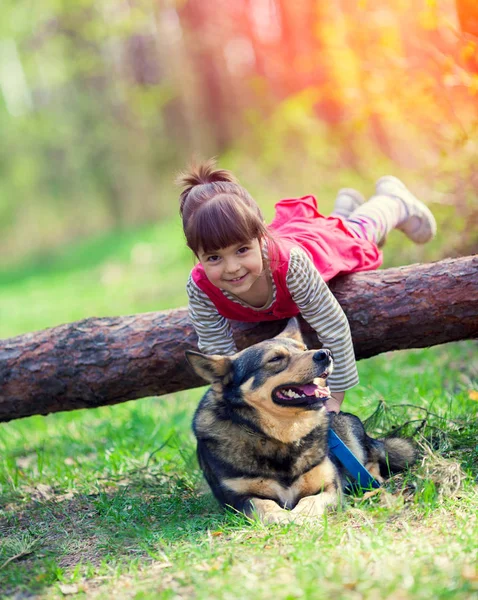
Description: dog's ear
xmin=185 ymin=350 xmax=232 ymax=382
xmin=275 ymin=317 xmax=304 ymax=343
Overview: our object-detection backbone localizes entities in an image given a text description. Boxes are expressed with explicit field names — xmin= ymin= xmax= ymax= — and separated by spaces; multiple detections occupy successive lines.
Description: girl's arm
xmin=325 ymin=392 xmax=344 ymax=413
xmin=286 ymin=248 xmax=359 ymax=404
xmin=187 ymin=274 xmax=237 ymax=355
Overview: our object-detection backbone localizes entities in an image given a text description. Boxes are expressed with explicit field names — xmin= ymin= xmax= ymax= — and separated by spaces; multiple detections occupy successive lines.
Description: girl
xmin=178 ymin=159 xmax=436 ymax=413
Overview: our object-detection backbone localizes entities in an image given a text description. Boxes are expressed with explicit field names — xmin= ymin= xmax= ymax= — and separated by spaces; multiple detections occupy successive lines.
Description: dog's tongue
xmin=299 ymin=383 xmax=330 ymax=398
xmin=301 ymin=383 xmax=319 ymax=396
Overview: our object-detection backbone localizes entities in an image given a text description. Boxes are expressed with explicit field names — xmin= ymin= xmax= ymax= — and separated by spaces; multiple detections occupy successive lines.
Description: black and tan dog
xmin=186 ymin=319 xmax=415 ymax=524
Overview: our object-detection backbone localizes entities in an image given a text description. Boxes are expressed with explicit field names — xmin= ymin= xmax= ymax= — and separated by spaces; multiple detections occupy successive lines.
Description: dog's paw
xmin=250 ymin=498 xmax=299 ymax=525
xmin=291 ymin=494 xmax=337 ymax=520
xmin=261 ymin=509 xmax=297 ymax=525
xmin=364 ymin=462 xmax=385 ymax=483
xmin=292 ymin=497 xmax=325 ymax=519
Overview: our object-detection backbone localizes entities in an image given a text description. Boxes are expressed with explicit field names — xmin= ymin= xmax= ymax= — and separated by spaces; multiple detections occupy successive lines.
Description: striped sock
xmin=343 ymin=195 xmax=408 ymax=245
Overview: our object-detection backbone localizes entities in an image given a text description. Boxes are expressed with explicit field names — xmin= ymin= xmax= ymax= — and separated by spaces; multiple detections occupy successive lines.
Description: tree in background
xmin=0 ymin=0 xmax=476 ymax=261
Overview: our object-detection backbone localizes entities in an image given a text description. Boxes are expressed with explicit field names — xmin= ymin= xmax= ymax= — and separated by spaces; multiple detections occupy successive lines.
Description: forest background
xmin=1 ymin=0 xmax=477 ymax=279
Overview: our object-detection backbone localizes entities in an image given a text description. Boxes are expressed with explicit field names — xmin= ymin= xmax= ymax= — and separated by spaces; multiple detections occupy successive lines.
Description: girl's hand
xmin=325 ymin=392 xmax=344 ymax=413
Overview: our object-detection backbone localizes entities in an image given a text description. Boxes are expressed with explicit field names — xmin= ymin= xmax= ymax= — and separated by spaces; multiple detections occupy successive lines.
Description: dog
xmin=186 ymin=318 xmax=416 ymax=524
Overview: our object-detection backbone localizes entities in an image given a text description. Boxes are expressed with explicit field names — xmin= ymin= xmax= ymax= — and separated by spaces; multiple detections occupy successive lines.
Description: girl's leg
xmin=331 ymin=188 xmax=365 ymax=218
xmin=344 ymin=176 xmax=436 ymax=246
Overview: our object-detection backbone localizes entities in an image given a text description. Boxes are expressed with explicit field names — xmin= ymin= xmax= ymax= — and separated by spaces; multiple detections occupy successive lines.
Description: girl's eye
xmin=237 ymin=247 xmax=249 ymax=255
xmin=207 ymin=255 xmax=220 ymax=263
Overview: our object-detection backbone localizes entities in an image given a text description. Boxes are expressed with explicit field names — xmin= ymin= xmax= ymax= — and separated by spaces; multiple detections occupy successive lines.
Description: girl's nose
xmin=224 ymin=259 xmax=240 ymax=273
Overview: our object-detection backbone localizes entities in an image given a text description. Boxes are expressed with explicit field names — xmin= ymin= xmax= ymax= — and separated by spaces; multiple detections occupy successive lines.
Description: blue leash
xmin=328 ymin=429 xmax=381 ymax=490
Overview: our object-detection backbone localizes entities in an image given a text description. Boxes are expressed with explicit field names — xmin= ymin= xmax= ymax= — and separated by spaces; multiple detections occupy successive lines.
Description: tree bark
xmin=1 ymin=256 xmax=477 ymax=423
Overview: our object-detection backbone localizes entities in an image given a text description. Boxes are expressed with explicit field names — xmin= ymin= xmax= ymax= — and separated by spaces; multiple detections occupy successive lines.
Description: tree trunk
xmin=1 ymin=256 xmax=477 ymax=423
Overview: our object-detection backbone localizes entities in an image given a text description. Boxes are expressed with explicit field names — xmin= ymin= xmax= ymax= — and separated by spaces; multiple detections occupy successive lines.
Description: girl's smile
xmin=225 ymin=273 xmax=248 ymax=284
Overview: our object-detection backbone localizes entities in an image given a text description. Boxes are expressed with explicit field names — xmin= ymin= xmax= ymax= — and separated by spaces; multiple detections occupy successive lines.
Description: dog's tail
xmin=378 ymin=437 xmax=417 ymax=477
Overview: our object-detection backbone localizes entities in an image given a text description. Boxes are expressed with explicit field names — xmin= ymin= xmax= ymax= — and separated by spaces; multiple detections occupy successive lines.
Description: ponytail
xmin=176 ymin=158 xmax=268 ymax=255
xmin=176 ymin=157 xmax=238 ymax=218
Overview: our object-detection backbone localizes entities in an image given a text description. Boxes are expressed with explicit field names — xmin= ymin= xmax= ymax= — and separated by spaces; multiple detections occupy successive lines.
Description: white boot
xmin=375 ymin=176 xmax=437 ymax=244
xmin=332 ymin=188 xmax=366 ymax=218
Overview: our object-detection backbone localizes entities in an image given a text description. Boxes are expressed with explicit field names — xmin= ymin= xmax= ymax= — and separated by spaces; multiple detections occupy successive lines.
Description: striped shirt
xmin=187 ymin=246 xmax=358 ymax=392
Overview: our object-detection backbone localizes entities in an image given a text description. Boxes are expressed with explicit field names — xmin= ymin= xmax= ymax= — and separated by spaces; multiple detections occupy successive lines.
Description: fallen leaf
xmin=361 ymin=489 xmax=381 ymax=501
xmin=36 ymin=484 xmax=55 ymax=500
xmin=59 ymin=583 xmax=79 ymax=595
xmin=343 ymin=581 xmax=357 ymax=590
xmin=148 ymin=562 xmax=172 ymax=573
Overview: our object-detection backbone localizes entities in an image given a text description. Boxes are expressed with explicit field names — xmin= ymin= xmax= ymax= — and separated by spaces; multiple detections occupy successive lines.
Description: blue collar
xmin=328 ymin=429 xmax=381 ymax=490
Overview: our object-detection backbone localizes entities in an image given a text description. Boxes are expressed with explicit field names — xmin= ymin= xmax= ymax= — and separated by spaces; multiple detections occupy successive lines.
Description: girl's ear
xmin=275 ymin=317 xmax=304 ymax=343
xmin=185 ymin=350 xmax=232 ymax=382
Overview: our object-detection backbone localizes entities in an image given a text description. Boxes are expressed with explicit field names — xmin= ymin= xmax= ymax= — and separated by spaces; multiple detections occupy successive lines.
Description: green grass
xmin=0 ymin=221 xmax=477 ymax=599
xmin=0 ymin=218 xmax=192 ymax=339
xmin=1 ymin=346 xmax=477 ymax=599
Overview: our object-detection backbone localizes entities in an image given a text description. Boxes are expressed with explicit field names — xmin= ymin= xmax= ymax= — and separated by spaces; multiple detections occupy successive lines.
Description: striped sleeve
xmin=286 ymin=248 xmax=359 ymax=392
xmin=186 ymin=274 xmax=237 ymax=356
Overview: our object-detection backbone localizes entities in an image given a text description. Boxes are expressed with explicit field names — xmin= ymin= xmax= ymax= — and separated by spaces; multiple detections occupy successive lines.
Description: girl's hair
xmin=176 ymin=158 xmax=269 ymax=255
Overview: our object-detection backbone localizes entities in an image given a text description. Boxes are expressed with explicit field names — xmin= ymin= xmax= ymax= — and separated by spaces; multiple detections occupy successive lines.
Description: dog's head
xmin=186 ymin=318 xmax=333 ymax=442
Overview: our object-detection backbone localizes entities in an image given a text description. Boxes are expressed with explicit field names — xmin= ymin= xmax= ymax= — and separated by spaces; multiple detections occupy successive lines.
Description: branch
xmin=1 ymin=256 xmax=477 ymax=422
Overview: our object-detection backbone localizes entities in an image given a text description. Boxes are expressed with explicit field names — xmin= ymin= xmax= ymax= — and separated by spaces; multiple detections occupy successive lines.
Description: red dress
xmin=269 ymin=195 xmax=382 ymax=281
xmin=191 ymin=195 xmax=382 ymax=321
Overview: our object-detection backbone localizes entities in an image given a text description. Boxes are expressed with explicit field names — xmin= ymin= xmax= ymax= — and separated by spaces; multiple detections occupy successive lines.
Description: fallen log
xmin=1 ymin=256 xmax=477 ymax=423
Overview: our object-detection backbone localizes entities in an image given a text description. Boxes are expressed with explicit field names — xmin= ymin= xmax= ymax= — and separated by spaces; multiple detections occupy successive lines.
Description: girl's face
xmin=198 ymin=238 xmax=264 ymax=296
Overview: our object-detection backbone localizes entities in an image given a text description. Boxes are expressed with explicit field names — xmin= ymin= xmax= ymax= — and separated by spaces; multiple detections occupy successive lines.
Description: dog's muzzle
xmin=272 ymin=349 xmax=333 ymax=408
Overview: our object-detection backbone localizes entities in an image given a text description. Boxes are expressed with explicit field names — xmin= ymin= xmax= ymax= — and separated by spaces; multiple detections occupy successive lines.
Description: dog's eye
xmin=268 ymin=355 xmax=284 ymax=363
